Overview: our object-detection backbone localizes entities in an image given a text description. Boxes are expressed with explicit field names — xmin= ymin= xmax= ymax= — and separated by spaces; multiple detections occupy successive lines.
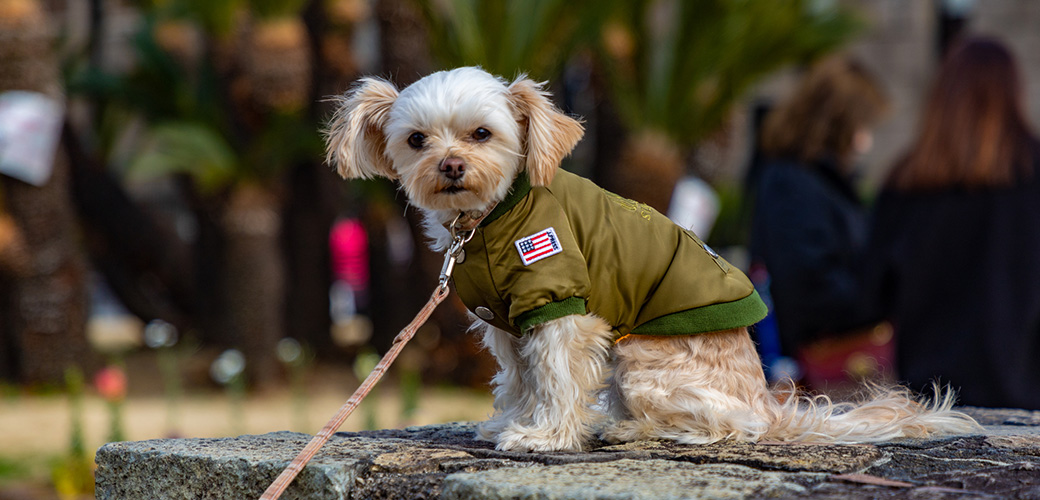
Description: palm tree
xmin=419 ymin=0 xmax=607 ymax=79
xmin=599 ymin=0 xmax=859 ymax=212
xmin=74 ymin=0 xmax=324 ymax=387
xmin=0 ymin=0 xmax=93 ymax=384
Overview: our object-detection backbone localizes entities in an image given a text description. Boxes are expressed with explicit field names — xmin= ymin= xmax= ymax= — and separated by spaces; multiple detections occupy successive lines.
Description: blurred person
xmin=868 ymin=36 xmax=1040 ymax=409
xmin=748 ymin=56 xmax=891 ymax=392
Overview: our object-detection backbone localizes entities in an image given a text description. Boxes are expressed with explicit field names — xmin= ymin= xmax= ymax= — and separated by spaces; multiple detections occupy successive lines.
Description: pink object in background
xmin=329 ymin=218 xmax=369 ymax=296
xmin=94 ymin=365 xmax=128 ymax=402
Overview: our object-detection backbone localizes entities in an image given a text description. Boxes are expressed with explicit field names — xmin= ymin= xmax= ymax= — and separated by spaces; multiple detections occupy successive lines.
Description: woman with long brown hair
xmin=869 ymin=36 xmax=1040 ymax=409
xmin=748 ymin=55 xmax=890 ymax=391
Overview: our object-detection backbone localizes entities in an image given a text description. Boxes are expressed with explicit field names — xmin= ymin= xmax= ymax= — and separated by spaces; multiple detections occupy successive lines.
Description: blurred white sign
xmin=667 ymin=175 xmax=720 ymax=239
xmin=0 ymin=91 xmax=64 ymax=186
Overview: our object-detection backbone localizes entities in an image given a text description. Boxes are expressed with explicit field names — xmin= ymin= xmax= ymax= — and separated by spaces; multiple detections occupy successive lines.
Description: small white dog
xmin=325 ymin=67 xmax=979 ymax=452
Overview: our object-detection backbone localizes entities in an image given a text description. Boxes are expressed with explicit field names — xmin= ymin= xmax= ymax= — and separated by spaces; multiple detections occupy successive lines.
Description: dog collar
xmin=450 ymin=207 xmax=495 ymax=233
xmin=475 ymin=170 xmax=533 ymax=228
xmin=446 ymin=170 xmax=532 ymax=233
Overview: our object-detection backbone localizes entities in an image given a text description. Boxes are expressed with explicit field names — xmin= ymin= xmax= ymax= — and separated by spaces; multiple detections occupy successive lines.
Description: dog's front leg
xmin=494 ymin=314 xmax=613 ymax=452
xmin=474 ymin=320 xmax=536 ymax=442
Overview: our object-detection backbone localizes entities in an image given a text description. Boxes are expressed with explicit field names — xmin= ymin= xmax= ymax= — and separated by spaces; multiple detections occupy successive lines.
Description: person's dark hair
xmin=761 ymin=56 xmax=888 ymax=171
xmin=888 ymin=36 xmax=1037 ymax=190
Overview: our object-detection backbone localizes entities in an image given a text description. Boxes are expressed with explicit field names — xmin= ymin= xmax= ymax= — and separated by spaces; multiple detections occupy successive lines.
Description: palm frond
xmin=418 ymin=0 xmax=612 ymax=80
xmin=602 ymin=0 xmax=862 ymax=148
xmin=128 ymin=122 xmax=237 ymax=192
xmin=248 ymin=0 xmax=308 ymax=19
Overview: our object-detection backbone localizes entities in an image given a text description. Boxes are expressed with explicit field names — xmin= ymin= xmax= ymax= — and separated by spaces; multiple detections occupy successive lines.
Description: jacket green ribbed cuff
xmin=516 ymin=297 xmax=587 ymax=334
xmin=631 ymin=290 xmax=768 ymax=336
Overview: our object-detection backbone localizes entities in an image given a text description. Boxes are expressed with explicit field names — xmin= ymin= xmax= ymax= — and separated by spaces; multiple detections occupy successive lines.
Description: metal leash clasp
xmin=438 ymin=212 xmax=477 ymax=292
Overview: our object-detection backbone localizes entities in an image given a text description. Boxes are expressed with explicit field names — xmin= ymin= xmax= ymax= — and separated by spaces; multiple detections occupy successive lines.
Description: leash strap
xmin=260 ymin=211 xmax=483 ymax=500
xmin=259 ymin=285 xmax=449 ymax=499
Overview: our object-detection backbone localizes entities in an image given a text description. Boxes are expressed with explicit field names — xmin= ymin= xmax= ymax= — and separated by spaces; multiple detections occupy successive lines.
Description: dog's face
xmin=325 ymin=67 xmax=584 ymax=213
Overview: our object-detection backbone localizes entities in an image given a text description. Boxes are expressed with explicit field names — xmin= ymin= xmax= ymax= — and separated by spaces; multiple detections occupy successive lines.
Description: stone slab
xmin=441 ymin=460 xmax=822 ymax=500
xmin=94 ymin=408 xmax=1040 ymax=499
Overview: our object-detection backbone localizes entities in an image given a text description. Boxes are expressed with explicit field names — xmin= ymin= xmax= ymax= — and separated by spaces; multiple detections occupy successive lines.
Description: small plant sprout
xmin=145 ymin=319 xmax=183 ymax=436
xmin=352 ymin=349 xmax=381 ymax=430
xmin=276 ymin=338 xmax=311 ymax=431
xmin=94 ymin=365 xmax=128 ymax=443
xmin=52 ymin=368 xmax=94 ymax=496
xmin=211 ymin=349 xmax=247 ymax=435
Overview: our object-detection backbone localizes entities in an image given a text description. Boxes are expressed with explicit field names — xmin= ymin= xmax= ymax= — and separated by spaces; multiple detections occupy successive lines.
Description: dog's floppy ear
xmin=324 ymin=77 xmax=400 ymax=180
xmin=507 ymin=77 xmax=585 ymax=186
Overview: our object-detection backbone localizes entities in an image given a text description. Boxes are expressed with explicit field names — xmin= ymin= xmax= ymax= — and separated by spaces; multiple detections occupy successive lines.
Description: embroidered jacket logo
xmin=515 ymin=227 xmax=562 ymax=266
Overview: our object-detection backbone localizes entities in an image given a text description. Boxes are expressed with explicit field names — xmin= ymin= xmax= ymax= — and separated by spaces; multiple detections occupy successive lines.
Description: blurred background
xmin=1 ymin=0 xmax=1038 ymax=497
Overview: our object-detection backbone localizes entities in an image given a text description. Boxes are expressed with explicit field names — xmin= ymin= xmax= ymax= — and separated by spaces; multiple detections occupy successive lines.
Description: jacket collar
xmin=480 ymin=170 xmax=532 ymax=227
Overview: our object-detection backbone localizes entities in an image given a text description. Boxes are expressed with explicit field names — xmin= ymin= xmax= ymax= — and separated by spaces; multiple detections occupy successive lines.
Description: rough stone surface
xmin=95 ymin=408 xmax=1040 ymax=499
xmin=441 ymin=460 xmax=820 ymax=500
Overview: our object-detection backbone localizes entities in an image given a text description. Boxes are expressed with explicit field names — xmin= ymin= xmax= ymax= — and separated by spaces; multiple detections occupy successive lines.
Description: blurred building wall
xmin=845 ymin=0 xmax=935 ymax=187
xmin=973 ymin=1 xmax=1040 ymax=139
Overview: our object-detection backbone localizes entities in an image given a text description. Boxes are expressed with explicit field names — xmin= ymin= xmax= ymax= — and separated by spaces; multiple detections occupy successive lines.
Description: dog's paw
xmin=495 ymin=424 xmax=584 ymax=452
xmin=600 ymin=420 xmax=655 ymax=444
xmin=599 ymin=421 xmax=633 ymax=444
xmin=475 ymin=418 xmax=507 ymax=442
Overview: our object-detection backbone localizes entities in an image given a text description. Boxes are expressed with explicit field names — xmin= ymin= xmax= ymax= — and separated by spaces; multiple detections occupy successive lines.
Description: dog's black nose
xmin=439 ymin=157 xmax=466 ymax=180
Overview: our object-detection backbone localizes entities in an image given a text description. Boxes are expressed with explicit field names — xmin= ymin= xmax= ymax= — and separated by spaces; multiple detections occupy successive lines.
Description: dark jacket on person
xmin=749 ymin=157 xmax=879 ymax=354
xmin=867 ymin=163 xmax=1040 ymax=409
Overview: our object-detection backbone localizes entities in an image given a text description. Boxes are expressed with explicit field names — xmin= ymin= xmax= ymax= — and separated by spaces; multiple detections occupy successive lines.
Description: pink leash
xmin=260 ymin=212 xmax=480 ymax=500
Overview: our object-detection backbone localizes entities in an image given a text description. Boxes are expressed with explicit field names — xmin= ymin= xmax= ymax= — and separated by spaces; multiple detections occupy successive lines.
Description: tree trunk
xmin=1 ymin=159 xmax=93 ymax=384
xmin=369 ymin=0 xmax=497 ymax=386
xmin=222 ymin=184 xmax=285 ymax=387
xmin=0 ymin=0 xmax=93 ymax=384
xmin=375 ymin=0 xmax=433 ymax=84
xmin=608 ymin=131 xmax=684 ymax=214
xmin=65 ymin=126 xmax=196 ymax=334
xmin=283 ymin=163 xmax=337 ymax=356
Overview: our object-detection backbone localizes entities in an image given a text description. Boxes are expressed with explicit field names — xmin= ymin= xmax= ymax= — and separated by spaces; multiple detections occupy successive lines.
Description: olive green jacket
xmin=452 ymin=169 xmax=766 ymax=339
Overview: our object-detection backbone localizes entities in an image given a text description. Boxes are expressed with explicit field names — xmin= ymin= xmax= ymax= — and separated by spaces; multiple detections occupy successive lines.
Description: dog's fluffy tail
xmin=760 ymin=382 xmax=982 ymax=443
xmin=608 ymin=330 xmax=981 ymax=445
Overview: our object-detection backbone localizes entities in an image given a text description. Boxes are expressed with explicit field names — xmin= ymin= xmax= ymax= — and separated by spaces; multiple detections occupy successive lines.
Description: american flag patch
xmin=515 ymin=227 xmax=563 ymax=266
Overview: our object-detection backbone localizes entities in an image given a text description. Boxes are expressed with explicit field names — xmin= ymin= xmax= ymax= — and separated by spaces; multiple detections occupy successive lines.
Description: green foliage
xmin=0 ymin=457 xmax=27 ymax=481
xmin=175 ymin=0 xmax=244 ymax=37
xmin=418 ymin=0 xmax=612 ymax=80
xmin=249 ymin=0 xmax=308 ymax=20
xmin=63 ymin=368 xmax=86 ymax=459
xmin=50 ymin=454 xmax=95 ymax=497
xmin=129 ymin=122 xmax=237 ymax=192
xmin=68 ymin=15 xmax=227 ymax=154
xmin=417 ymin=0 xmax=858 ymax=166
xmin=243 ymin=113 xmax=327 ymax=182
xmin=602 ymin=0 xmax=861 ymax=148
xmin=126 ymin=115 xmax=322 ymax=191
xmin=67 ymin=18 xmax=203 ymax=151
xmin=129 ymin=0 xmax=243 ymax=36
xmin=48 ymin=368 xmax=93 ymax=496
xmin=68 ymin=9 xmax=323 ymax=190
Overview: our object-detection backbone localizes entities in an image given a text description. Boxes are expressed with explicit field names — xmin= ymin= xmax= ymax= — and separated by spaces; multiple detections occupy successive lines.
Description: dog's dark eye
xmin=472 ymin=127 xmax=491 ymax=142
xmin=407 ymin=132 xmax=426 ymax=149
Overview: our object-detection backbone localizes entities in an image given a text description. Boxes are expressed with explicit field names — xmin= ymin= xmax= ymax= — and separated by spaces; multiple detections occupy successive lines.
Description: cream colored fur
xmin=476 ymin=315 xmax=613 ymax=451
xmin=607 ymin=329 xmax=979 ymax=445
xmin=324 ymin=66 xmax=982 ymax=452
